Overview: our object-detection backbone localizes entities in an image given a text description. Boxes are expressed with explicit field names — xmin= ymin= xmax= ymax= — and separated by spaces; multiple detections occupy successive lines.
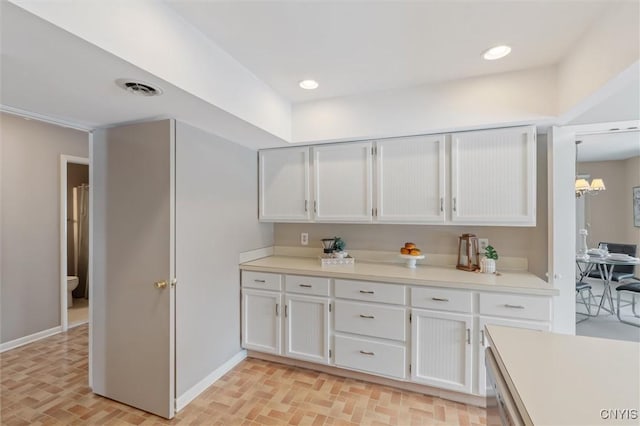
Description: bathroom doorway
xmin=60 ymin=155 xmax=90 ymax=330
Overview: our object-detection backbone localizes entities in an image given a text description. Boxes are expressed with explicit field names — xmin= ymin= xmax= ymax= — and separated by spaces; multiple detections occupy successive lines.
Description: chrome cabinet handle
xmin=285 ymin=305 xmax=288 ymax=318
xmin=275 ymin=303 xmax=279 ymax=316
xmin=314 ymin=201 xmax=317 ymax=213
xmin=504 ymin=304 xmax=525 ymax=309
xmin=359 ymin=350 xmax=375 ymax=356
xmin=431 ymin=297 xmax=449 ymax=302
xmin=304 ymin=200 xmax=308 ymax=212
xmin=481 ymin=329 xmax=485 ymax=346
xmin=453 ymin=197 xmax=457 ymax=212
xmin=299 ymin=284 xmax=312 ymax=288
xmin=254 ymin=279 xmax=266 ymax=283
xmin=359 ymin=290 xmax=374 ymax=294
xmin=440 ymin=197 xmax=444 ymax=212
xmin=466 ymin=328 xmax=471 ymax=344
xmin=359 ymin=314 xmax=375 ymax=319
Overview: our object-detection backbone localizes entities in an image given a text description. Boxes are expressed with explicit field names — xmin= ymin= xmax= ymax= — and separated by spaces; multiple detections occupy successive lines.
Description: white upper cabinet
xmin=313 ymin=142 xmax=373 ymax=222
xmin=375 ymin=135 xmax=445 ymax=223
xmin=451 ymin=126 xmax=536 ymax=226
xmin=259 ymin=148 xmax=310 ymax=222
xmin=257 ymin=125 xmax=536 ymax=225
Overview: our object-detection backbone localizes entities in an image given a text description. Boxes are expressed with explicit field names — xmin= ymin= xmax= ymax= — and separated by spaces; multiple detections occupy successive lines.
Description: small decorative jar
xmin=480 ymin=257 xmax=496 ymax=274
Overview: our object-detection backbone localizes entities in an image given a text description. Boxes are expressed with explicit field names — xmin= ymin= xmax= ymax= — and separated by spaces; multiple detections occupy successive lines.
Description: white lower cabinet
xmin=411 ymin=309 xmax=473 ymax=394
xmin=334 ymin=335 xmax=406 ymax=379
xmin=242 ymin=289 xmax=282 ymax=355
xmin=477 ymin=316 xmax=550 ymax=396
xmin=284 ymin=294 xmax=330 ymax=364
xmin=242 ymin=270 xmax=553 ymax=399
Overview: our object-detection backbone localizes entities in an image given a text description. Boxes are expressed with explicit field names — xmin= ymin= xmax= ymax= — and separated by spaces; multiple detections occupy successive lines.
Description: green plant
xmin=484 ymin=245 xmax=498 ymax=260
xmin=334 ymin=236 xmax=346 ymax=252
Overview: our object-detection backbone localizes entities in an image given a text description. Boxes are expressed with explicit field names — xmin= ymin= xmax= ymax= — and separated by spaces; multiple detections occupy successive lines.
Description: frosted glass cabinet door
xmin=451 ymin=126 xmax=536 ymax=225
xmin=376 ymin=135 xmax=445 ymax=223
xmin=313 ymin=142 xmax=373 ymax=222
xmin=411 ymin=309 xmax=473 ymax=394
xmin=242 ymin=289 xmax=282 ymax=355
xmin=284 ymin=295 xmax=330 ymax=364
xmin=259 ymin=148 xmax=310 ymax=221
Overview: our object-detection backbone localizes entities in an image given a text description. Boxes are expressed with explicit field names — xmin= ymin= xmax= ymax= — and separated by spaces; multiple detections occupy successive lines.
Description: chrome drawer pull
xmin=254 ymin=279 xmax=266 ymax=283
xmin=466 ymin=328 xmax=471 ymax=344
xmin=299 ymin=284 xmax=312 ymax=288
xmin=359 ymin=314 xmax=375 ymax=319
xmin=359 ymin=290 xmax=375 ymax=294
xmin=431 ymin=297 xmax=449 ymax=302
xmin=481 ymin=329 xmax=485 ymax=346
xmin=359 ymin=350 xmax=375 ymax=356
xmin=504 ymin=304 xmax=525 ymax=309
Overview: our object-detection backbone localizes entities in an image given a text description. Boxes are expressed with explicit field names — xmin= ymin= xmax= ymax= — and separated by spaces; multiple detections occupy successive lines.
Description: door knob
xmin=154 ymin=280 xmax=168 ymax=289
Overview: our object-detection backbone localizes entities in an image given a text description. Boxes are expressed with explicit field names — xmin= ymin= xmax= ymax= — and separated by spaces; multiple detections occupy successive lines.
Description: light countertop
xmin=486 ymin=325 xmax=640 ymax=425
xmin=240 ymin=256 xmax=558 ymax=295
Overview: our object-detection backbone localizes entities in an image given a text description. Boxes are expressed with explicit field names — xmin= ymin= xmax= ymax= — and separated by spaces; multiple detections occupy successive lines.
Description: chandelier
xmin=575 ymin=141 xmax=606 ymax=198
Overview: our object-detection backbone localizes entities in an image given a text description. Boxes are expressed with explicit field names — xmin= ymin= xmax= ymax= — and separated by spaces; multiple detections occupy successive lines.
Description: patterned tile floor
xmin=1 ymin=325 xmax=486 ymax=425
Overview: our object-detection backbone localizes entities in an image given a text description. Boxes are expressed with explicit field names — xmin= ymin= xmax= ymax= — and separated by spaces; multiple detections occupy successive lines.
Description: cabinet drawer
xmin=335 ymin=279 xmax=405 ymax=305
xmin=242 ymin=271 xmax=282 ymax=291
xmin=335 ymin=300 xmax=406 ymax=341
xmin=479 ymin=293 xmax=551 ymax=321
xmin=285 ymin=275 xmax=330 ymax=296
xmin=334 ymin=335 xmax=406 ymax=379
xmin=411 ymin=287 xmax=472 ymax=313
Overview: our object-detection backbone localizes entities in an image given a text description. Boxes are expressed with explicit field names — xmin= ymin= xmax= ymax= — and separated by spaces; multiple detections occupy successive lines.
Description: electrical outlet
xmin=301 ymin=233 xmax=309 ymax=246
xmin=478 ymin=238 xmax=489 ymax=252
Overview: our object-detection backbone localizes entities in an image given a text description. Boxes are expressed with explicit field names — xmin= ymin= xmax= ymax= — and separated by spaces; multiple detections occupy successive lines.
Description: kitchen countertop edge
xmin=240 ymin=256 xmax=558 ymax=296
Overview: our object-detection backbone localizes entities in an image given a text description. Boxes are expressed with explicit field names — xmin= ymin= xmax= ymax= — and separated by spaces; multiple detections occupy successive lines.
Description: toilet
xmin=67 ymin=276 xmax=79 ymax=308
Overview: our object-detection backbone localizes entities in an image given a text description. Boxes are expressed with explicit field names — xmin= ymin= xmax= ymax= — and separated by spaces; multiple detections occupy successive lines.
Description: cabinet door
xmin=259 ymin=148 xmax=310 ymax=221
xmin=376 ymin=135 xmax=445 ymax=223
xmin=284 ymin=294 xmax=330 ymax=364
xmin=242 ymin=289 xmax=282 ymax=355
xmin=411 ymin=309 xmax=473 ymax=394
xmin=477 ymin=316 xmax=550 ymax=396
xmin=313 ymin=142 xmax=373 ymax=222
xmin=451 ymin=126 xmax=536 ymax=225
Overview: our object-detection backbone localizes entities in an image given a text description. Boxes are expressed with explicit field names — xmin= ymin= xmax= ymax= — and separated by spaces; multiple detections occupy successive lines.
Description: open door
xmin=91 ymin=119 xmax=176 ymax=418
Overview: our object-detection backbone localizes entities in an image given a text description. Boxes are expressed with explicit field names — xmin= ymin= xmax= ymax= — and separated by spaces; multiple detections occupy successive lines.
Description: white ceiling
xmin=0 ymin=0 xmax=636 ymax=149
xmin=0 ymin=3 xmax=286 ymax=148
xmin=165 ymin=0 xmax=608 ymax=103
xmin=577 ymin=130 xmax=640 ymax=162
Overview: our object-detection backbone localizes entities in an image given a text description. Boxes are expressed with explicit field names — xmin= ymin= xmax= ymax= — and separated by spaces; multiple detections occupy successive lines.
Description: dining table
xmin=576 ymin=255 xmax=640 ymax=316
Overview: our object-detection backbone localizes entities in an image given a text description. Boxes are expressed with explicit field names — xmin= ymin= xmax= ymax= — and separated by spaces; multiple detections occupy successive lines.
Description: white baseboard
xmin=0 ymin=326 xmax=62 ymax=353
xmin=239 ymin=246 xmax=274 ymax=264
xmin=175 ymin=350 xmax=247 ymax=412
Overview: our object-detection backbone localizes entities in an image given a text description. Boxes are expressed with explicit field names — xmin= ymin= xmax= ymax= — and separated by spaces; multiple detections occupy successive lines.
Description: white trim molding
xmin=1 ymin=105 xmax=93 ymax=132
xmin=0 ymin=326 xmax=62 ymax=353
xmin=175 ymin=350 xmax=247 ymax=412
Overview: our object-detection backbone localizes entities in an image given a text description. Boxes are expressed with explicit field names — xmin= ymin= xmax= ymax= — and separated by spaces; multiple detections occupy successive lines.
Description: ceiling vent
xmin=115 ymin=79 xmax=163 ymax=97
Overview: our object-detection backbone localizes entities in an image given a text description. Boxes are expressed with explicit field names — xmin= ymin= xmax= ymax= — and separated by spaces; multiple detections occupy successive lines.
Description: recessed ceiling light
xmin=483 ymin=45 xmax=512 ymax=60
xmin=299 ymin=79 xmax=319 ymax=90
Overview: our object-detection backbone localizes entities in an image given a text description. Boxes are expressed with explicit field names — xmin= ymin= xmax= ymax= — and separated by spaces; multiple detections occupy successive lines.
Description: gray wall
xmin=175 ymin=122 xmax=273 ymax=397
xmin=275 ymin=135 xmax=549 ymax=279
xmin=0 ymin=112 xmax=88 ymax=343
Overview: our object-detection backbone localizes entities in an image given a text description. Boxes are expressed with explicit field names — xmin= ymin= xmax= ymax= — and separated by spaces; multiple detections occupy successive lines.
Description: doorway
xmin=60 ymin=155 xmax=90 ymax=331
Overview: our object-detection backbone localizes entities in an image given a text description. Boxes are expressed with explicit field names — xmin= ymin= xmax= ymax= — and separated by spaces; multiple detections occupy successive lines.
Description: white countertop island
xmin=486 ymin=325 xmax=640 ymax=425
xmin=240 ymin=255 xmax=558 ymax=295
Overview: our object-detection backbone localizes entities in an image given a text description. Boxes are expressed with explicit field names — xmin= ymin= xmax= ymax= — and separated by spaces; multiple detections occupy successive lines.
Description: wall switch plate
xmin=478 ymin=238 xmax=489 ymax=252
xmin=301 ymin=233 xmax=309 ymax=246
